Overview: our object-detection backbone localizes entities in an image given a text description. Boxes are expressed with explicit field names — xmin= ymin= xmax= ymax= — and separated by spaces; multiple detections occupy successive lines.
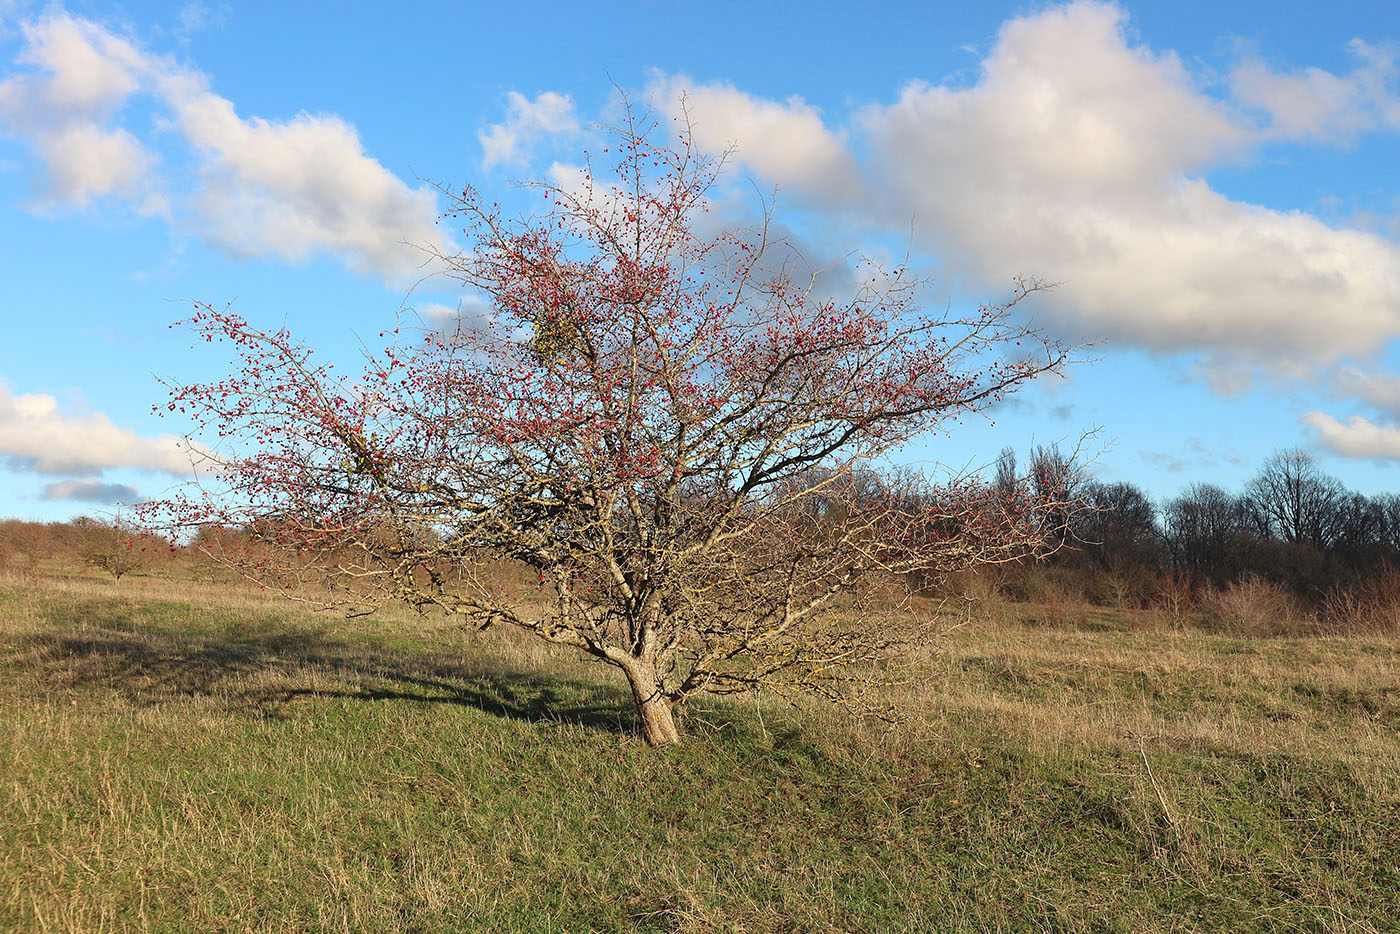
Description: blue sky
xmin=1 ymin=0 xmax=1399 ymax=521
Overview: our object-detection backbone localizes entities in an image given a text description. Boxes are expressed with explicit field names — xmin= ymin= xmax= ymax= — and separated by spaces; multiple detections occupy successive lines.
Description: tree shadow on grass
xmin=6 ymin=601 xmax=639 ymax=736
xmin=268 ymin=676 xmax=639 ymax=736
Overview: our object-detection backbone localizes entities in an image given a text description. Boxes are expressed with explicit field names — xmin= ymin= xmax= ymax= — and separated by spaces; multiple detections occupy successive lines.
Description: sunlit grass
xmin=2 ymin=570 xmax=1397 ymax=931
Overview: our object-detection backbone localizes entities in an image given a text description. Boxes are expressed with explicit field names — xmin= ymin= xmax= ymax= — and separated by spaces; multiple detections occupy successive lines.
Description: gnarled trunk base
xmin=623 ymin=664 xmax=681 ymax=746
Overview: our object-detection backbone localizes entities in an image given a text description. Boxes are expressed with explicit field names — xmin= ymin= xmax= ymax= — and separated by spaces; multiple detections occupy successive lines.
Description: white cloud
xmin=0 ymin=384 xmax=195 ymax=476
xmin=414 ymin=294 xmax=492 ymax=330
xmin=869 ymin=4 xmax=1246 ymax=196
xmin=4 ymin=14 xmax=144 ymax=116
xmin=658 ymin=1 xmax=1400 ymax=364
xmin=29 ymin=122 xmax=158 ymax=209
xmin=859 ymin=2 xmax=1400 ymax=360
xmin=1303 ymin=411 xmax=1400 ymax=460
xmin=0 ymin=12 xmax=446 ymax=281
xmin=0 ymin=14 xmax=159 ymax=209
xmin=1334 ymin=365 xmax=1400 ymax=413
xmin=479 ymin=90 xmax=580 ymax=169
xmin=1307 ymin=366 xmax=1400 ymax=462
xmin=1231 ymin=39 xmax=1400 ymax=141
xmin=653 ymin=77 xmax=860 ymax=202
xmin=157 ymin=68 xmax=444 ymax=278
xmin=175 ymin=3 xmax=231 ymax=38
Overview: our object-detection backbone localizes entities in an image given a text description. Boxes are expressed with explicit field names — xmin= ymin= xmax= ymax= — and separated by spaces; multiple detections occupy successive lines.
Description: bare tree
xmin=80 ymin=515 xmax=150 ymax=584
xmin=1030 ymin=444 xmax=1080 ymax=546
xmin=1378 ymin=494 xmax=1400 ymax=553
xmin=1075 ymin=480 xmax=1161 ymax=570
xmin=994 ymin=446 xmax=1019 ymax=499
xmin=146 ymin=108 xmax=1077 ymax=745
xmin=1331 ymin=493 xmax=1386 ymax=563
xmin=1162 ymin=483 xmax=1248 ymax=584
xmin=1243 ymin=449 xmax=1345 ymax=549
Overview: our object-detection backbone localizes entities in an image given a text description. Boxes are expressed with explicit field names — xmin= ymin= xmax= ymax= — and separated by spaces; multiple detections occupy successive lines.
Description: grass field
xmin=2 ymin=568 xmax=1398 ymax=932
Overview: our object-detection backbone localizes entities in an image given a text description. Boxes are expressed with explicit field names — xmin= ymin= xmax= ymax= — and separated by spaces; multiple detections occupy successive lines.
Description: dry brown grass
xmin=3 ymin=565 xmax=1399 ymax=931
xmin=926 ymin=621 xmax=1394 ymax=788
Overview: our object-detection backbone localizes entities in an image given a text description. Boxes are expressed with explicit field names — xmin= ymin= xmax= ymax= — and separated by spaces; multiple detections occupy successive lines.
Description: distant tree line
xmin=1 ymin=446 xmax=1395 ymax=625
xmin=0 ymin=515 xmax=174 ymax=583
xmin=992 ymin=445 xmax=1400 ymax=610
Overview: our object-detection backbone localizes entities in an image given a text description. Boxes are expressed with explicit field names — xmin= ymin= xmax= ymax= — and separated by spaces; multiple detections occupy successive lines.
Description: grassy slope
xmin=1 ymin=571 xmax=1398 ymax=932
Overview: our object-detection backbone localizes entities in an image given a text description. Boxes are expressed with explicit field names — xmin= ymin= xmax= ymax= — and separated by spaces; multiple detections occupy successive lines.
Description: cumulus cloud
xmin=0 ymin=384 xmax=195 ymax=476
xmin=1307 ymin=365 xmax=1400 ymax=461
xmin=0 ymin=15 xmax=160 ymax=210
xmin=413 ymin=294 xmax=493 ymax=331
xmin=0 ymin=12 xmax=445 ymax=281
xmin=1302 ymin=412 xmax=1400 ymax=460
xmin=659 ymin=1 xmax=1400 ymax=365
xmin=3 ymin=14 xmax=143 ymax=116
xmin=1334 ymin=365 xmax=1400 ymax=412
xmin=42 ymin=479 xmax=142 ymax=503
xmin=29 ymin=121 xmax=157 ymax=210
xmin=653 ymin=77 xmax=860 ymax=202
xmin=479 ymin=90 xmax=580 ymax=169
xmin=1231 ymin=39 xmax=1400 ymax=141
xmin=158 ymin=68 xmax=444 ymax=277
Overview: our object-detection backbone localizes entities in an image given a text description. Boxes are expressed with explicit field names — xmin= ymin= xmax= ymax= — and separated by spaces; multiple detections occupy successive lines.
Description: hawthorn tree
xmin=147 ymin=110 xmax=1077 ymax=746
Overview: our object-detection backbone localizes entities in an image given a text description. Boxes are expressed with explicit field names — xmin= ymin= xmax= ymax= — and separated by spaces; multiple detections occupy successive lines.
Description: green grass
xmin=2 ymin=573 xmax=1398 ymax=931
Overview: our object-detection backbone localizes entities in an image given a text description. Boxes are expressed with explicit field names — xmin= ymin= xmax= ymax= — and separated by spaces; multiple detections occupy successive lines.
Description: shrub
xmin=1203 ymin=574 xmax=1306 ymax=636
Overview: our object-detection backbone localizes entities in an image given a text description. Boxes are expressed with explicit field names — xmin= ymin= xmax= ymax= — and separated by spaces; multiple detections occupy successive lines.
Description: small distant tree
xmin=993 ymin=446 xmax=1019 ymax=499
xmin=146 ymin=107 xmax=1078 ymax=745
xmin=80 ymin=515 xmax=149 ymax=583
xmin=0 ymin=520 xmax=41 ymax=570
xmin=1030 ymin=443 xmax=1081 ymax=546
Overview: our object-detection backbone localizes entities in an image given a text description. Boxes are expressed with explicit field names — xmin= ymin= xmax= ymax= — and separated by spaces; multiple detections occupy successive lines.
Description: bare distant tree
xmin=80 ymin=515 xmax=150 ymax=584
xmin=994 ymin=446 xmax=1019 ymax=498
xmin=1162 ymin=483 xmax=1248 ymax=582
xmin=1330 ymin=493 xmax=1386 ymax=561
xmin=1076 ymin=480 xmax=1161 ymax=569
xmin=1243 ymin=449 xmax=1345 ymax=549
xmin=1030 ymin=444 xmax=1080 ymax=545
xmin=1377 ymin=494 xmax=1400 ymax=553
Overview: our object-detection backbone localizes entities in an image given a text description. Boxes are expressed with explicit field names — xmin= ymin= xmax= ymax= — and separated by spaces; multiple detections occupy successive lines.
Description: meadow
xmin=1 ymin=563 xmax=1397 ymax=932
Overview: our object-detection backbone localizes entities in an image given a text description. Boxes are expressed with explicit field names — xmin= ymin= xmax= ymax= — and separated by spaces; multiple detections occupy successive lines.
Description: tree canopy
xmin=146 ymin=108 xmax=1075 ymax=745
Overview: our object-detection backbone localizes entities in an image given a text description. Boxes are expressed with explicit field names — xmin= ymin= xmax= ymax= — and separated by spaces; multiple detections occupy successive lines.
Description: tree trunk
xmin=622 ymin=662 xmax=681 ymax=746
